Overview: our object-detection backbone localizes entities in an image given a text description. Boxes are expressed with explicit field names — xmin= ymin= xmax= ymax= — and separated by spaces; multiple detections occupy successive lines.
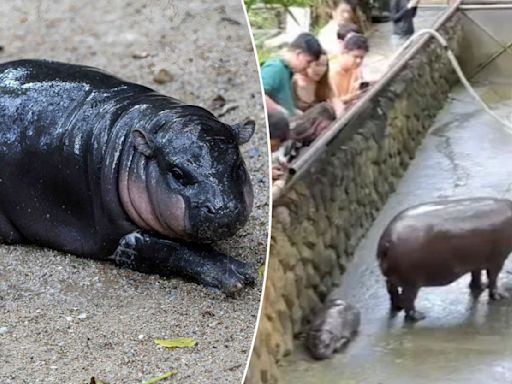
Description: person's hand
xmin=330 ymin=98 xmax=346 ymax=117
xmin=265 ymin=97 xmax=289 ymax=117
xmin=341 ymin=90 xmax=363 ymax=104
xmin=272 ymin=164 xmax=286 ymax=181
xmin=278 ymin=105 xmax=290 ymax=117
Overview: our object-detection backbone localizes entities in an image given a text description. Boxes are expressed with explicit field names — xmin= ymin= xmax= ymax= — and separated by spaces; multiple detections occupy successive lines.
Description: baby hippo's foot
xmin=404 ymin=310 xmax=426 ymax=322
xmin=196 ymin=251 xmax=257 ymax=296
xmin=111 ymin=231 xmax=256 ymax=296
xmin=489 ymin=288 xmax=509 ymax=300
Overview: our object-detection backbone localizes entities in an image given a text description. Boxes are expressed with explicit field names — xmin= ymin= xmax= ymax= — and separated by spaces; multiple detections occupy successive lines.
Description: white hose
xmin=387 ymin=28 xmax=512 ymax=133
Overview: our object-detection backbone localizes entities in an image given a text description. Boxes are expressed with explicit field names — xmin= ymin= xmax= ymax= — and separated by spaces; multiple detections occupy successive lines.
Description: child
xmin=268 ymin=111 xmax=291 ymax=182
xmin=336 ymin=22 xmax=359 ymax=53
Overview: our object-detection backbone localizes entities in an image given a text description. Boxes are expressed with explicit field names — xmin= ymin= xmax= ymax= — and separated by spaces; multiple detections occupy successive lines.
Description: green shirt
xmin=261 ymin=58 xmax=296 ymax=116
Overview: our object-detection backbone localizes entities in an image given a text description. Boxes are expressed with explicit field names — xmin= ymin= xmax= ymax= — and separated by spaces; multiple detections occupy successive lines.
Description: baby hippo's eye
xmin=169 ymin=166 xmax=193 ymax=187
xmin=171 ymin=167 xmax=184 ymax=182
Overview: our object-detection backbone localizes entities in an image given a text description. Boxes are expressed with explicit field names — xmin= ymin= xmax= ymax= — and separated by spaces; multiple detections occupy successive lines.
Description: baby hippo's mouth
xmin=186 ymin=203 xmax=249 ymax=243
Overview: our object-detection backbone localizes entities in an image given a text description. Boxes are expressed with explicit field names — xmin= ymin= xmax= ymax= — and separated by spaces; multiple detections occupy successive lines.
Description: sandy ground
xmin=0 ymin=1 xmax=269 ymax=383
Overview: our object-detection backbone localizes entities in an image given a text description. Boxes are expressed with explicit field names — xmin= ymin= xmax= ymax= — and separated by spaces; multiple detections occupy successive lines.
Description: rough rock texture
xmin=245 ymin=13 xmax=462 ymax=384
xmin=0 ymin=1 xmax=268 ymax=383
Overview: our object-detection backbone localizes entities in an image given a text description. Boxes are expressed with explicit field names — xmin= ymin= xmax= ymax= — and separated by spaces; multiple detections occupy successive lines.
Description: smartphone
xmin=359 ymin=81 xmax=370 ymax=90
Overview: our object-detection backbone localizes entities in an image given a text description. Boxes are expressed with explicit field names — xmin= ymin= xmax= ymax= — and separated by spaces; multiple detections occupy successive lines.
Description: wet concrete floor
xmin=363 ymin=7 xmax=445 ymax=81
xmin=281 ymin=82 xmax=512 ymax=383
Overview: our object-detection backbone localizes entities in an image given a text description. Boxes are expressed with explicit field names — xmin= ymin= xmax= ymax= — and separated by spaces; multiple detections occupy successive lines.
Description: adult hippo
xmin=377 ymin=198 xmax=512 ymax=321
xmin=0 ymin=59 xmax=257 ymax=295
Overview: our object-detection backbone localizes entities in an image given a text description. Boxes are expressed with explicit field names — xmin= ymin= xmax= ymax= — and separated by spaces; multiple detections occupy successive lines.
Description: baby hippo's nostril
xmin=205 ymin=204 xmax=215 ymax=215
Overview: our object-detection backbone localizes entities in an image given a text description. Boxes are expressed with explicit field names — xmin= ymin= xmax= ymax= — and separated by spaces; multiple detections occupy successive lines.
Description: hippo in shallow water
xmin=378 ymin=197 xmax=512 ymax=321
xmin=305 ymin=298 xmax=360 ymax=360
xmin=0 ymin=59 xmax=258 ymax=294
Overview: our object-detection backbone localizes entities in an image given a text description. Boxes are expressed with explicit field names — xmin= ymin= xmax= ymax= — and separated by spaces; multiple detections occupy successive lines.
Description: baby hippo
xmin=378 ymin=197 xmax=512 ymax=322
xmin=306 ymin=298 xmax=361 ymax=360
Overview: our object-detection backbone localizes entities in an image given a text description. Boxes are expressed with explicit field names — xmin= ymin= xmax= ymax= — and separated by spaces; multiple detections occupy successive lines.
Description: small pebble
xmin=248 ymin=147 xmax=260 ymax=159
xmin=138 ymin=334 xmax=145 ymax=340
xmin=65 ymin=316 xmax=73 ymax=322
xmin=0 ymin=327 xmax=9 ymax=334
xmin=153 ymin=68 xmax=174 ymax=84
xmin=210 ymin=94 xmax=226 ymax=110
xmin=132 ymin=51 xmax=150 ymax=59
xmin=77 ymin=313 xmax=88 ymax=320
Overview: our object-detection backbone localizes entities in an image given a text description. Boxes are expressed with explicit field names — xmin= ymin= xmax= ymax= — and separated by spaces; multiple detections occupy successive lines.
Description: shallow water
xmin=281 ymin=81 xmax=512 ymax=384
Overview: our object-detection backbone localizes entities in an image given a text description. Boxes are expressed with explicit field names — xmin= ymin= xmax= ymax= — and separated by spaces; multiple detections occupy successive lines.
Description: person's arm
xmin=390 ymin=0 xmax=416 ymax=22
xmin=265 ymin=95 xmax=288 ymax=116
xmin=410 ymin=3 xmax=418 ymax=18
xmin=261 ymin=62 xmax=293 ymax=116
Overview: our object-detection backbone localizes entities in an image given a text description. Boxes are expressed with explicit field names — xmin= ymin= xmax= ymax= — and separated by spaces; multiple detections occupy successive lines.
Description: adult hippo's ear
xmin=131 ymin=128 xmax=155 ymax=157
xmin=232 ymin=119 xmax=255 ymax=145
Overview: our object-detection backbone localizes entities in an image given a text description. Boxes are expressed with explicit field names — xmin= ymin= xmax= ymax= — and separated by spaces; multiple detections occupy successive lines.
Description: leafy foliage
xmin=154 ymin=337 xmax=197 ymax=348
xmin=244 ymin=0 xmax=324 ymax=11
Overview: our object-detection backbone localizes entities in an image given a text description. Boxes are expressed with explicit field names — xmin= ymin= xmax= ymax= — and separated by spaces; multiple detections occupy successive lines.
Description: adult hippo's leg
xmin=110 ymin=231 xmax=256 ymax=295
xmin=487 ymin=261 xmax=509 ymax=300
xmin=386 ymin=279 xmax=403 ymax=311
xmin=469 ymin=270 xmax=484 ymax=291
xmin=402 ymin=285 xmax=425 ymax=322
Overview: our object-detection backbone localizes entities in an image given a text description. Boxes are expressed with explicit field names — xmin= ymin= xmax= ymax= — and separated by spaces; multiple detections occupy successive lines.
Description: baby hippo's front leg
xmin=110 ymin=231 xmax=256 ymax=295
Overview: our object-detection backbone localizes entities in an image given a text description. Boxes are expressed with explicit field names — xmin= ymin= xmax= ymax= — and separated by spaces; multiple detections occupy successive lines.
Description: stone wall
xmin=245 ymin=11 xmax=463 ymax=384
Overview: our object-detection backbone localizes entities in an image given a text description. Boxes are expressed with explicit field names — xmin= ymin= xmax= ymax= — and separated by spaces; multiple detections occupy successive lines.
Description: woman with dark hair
xmin=292 ymin=51 xmax=332 ymax=112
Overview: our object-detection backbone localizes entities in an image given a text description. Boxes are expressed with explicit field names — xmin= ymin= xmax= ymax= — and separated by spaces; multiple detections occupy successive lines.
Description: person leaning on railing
xmin=261 ymin=33 xmax=323 ymax=118
xmin=292 ymin=49 xmax=331 ymax=113
xmin=268 ymin=111 xmax=292 ymax=181
xmin=329 ymin=33 xmax=370 ymax=107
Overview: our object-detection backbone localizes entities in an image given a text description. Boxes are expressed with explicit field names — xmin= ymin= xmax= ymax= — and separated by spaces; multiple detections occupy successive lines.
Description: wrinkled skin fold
xmin=0 ymin=59 xmax=256 ymax=294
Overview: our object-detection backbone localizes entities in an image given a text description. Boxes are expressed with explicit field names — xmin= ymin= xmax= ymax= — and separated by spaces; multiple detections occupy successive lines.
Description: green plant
xmin=244 ymin=0 xmax=323 ymax=12
xmin=257 ymin=46 xmax=277 ymax=66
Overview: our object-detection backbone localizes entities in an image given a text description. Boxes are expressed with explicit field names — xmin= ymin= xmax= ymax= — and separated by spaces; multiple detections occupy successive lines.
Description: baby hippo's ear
xmin=131 ymin=128 xmax=155 ymax=157
xmin=232 ymin=118 xmax=255 ymax=145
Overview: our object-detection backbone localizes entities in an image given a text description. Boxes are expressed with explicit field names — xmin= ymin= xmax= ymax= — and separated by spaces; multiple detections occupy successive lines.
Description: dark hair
xmin=268 ymin=112 xmax=290 ymax=141
xmin=344 ymin=33 xmax=369 ymax=52
xmin=315 ymin=51 xmax=332 ymax=103
xmin=334 ymin=0 xmax=357 ymax=13
xmin=290 ymin=33 xmax=323 ymax=61
xmin=337 ymin=22 xmax=359 ymax=41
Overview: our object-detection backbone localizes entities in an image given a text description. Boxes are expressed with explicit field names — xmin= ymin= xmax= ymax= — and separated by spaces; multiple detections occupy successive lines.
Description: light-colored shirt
xmin=317 ymin=20 xmax=339 ymax=56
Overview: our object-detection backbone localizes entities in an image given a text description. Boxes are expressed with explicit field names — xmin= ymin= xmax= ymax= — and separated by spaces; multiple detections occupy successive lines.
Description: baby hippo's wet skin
xmin=0 ymin=59 xmax=257 ymax=295
xmin=378 ymin=198 xmax=512 ymax=321
xmin=306 ymin=299 xmax=361 ymax=360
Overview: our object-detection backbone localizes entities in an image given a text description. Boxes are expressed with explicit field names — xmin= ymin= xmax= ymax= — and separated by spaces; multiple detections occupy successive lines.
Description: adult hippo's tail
xmin=376 ymin=233 xmax=392 ymax=277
